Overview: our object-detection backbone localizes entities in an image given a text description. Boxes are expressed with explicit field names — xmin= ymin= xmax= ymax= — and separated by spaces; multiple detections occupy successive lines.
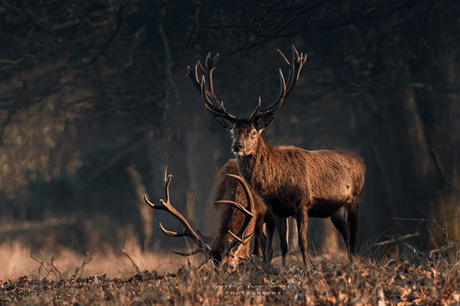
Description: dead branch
xmin=403 ymin=242 xmax=431 ymax=261
xmin=50 ymin=255 xmax=65 ymax=279
xmin=201 ymin=0 xmax=429 ymax=54
xmin=373 ymin=231 xmax=420 ymax=246
xmin=342 ymin=2 xmax=432 ymax=97
xmin=0 ymin=53 xmax=39 ymax=65
xmin=393 ymin=217 xmax=450 ymax=246
xmin=31 ymin=255 xmax=55 ymax=280
xmin=88 ymin=7 xmax=124 ymax=66
xmin=119 ymin=25 xmax=146 ymax=76
xmin=75 ymin=253 xmax=93 ymax=279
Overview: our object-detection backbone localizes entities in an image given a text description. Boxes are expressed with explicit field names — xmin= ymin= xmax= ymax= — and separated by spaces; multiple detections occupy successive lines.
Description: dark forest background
xmin=0 ymin=0 xmax=459 ymax=263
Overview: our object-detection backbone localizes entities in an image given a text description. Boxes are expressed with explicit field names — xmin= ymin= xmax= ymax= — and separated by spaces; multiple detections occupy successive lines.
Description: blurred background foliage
xmin=0 ymin=0 xmax=459 ymax=260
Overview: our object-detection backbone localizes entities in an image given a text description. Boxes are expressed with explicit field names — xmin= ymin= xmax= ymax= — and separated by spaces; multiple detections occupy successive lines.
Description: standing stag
xmin=187 ymin=45 xmax=366 ymax=265
xmin=144 ymin=161 xmax=275 ymax=265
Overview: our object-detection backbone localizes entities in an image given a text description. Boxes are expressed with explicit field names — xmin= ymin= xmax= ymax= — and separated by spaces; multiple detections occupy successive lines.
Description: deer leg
xmin=347 ymin=203 xmax=360 ymax=260
xmin=264 ymin=216 xmax=275 ymax=263
xmin=256 ymin=232 xmax=267 ymax=257
xmin=330 ymin=207 xmax=350 ymax=256
xmin=253 ymin=218 xmax=265 ymax=257
xmin=274 ymin=215 xmax=289 ymax=265
xmin=296 ymin=211 xmax=309 ymax=266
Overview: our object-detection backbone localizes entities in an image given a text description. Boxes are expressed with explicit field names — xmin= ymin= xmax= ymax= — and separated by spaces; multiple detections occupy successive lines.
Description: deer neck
xmin=236 ymin=138 xmax=279 ymax=197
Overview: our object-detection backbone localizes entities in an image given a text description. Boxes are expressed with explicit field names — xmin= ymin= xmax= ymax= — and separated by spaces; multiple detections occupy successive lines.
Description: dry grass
xmin=1 ymin=252 xmax=459 ymax=305
xmin=1 ymin=218 xmax=458 ymax=305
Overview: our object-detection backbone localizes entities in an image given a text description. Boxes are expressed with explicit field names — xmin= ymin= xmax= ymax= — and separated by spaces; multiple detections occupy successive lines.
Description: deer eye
xmin=230 ymin=131 xmax=234 ymax=137
xmin=251 ymin=130 xmax=257 ymax=137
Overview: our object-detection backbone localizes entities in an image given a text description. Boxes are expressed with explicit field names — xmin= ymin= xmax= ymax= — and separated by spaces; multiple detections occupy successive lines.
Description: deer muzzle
xmin=232 ymin=142 xmax=243 ymax=153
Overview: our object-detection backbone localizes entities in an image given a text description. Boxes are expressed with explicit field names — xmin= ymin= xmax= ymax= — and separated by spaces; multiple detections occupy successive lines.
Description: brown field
xmin=1 ymin=250 xmax=459 ymax=305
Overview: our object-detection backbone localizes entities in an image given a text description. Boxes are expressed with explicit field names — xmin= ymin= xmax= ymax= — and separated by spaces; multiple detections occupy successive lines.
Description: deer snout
xmin=232 ymin=142 xmax=243 ymax=152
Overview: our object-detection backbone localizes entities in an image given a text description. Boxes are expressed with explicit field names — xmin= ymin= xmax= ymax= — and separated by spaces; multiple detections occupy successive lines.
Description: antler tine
xmin=187 ymin=58 xmax=220 ymax=106
xmin=158 ymin=222 xmax=187 ymax=237
xmin=228 ymin=231 xmax=254 ymax=246
xmin=213 ymin=174 xmax=255 ymax=257
xmin=250 ymin=45 xmax=307 ymax=123
xmin=249 ymin=97 xmax=262 ymax=123
xmin=173 ymin=249 xmax=203 ymax=257
xmin=202 ymin=76 xmax=237 ymax=121
xmin=250 ymin=69 xmax=286 ymax=122
xmin=284 ymin=45 xmax=307 ymax=99
xmin=204 ymin=52 xmax=219 ymax=101
xmin=188 ymin=53 xmax=238 ymax=123
xmin=214 ymin=200 xmax=254 ymax=217
xmin=144 ymin=165 xmax=212 ymax=257
xmin=186 ymin=62 xmax=202 ymax=93
xmin=171 ymin=230 xmax=211 ymax=256
xmin=163 ymin=164 xmax=171 ymax=204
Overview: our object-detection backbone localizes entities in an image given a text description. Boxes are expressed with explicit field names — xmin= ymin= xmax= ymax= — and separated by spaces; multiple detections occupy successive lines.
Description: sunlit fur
xmin=210 ymin=159 xmax=275 ymax=263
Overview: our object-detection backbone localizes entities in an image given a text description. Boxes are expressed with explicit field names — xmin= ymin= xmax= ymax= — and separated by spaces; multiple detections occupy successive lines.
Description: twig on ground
xmin=308 ymin=256 xmax=317 ymax=272
xmin=75 ymin=252 xmax=93 ymax=278
xmin=123 ymin=252 xmax=140 ymax=273
xmin=31 ymin=255 xmax=55 ymax=280
xmin=393 ymin=217 xmax=454 ymax=258
xmin=403 ymin=242 xmax=431 ymax=261
xmin=50 ymin=255 xmax=65 ymax=279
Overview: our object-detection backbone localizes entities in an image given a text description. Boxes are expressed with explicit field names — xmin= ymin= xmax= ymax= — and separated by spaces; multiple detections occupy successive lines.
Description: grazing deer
xmin=187 ymin=45 xmax=366 ymax=265
xmin=211 ymin=159 xmax=275 ymax=263
xmin=144 ymin=161 xmax=275 ymax=265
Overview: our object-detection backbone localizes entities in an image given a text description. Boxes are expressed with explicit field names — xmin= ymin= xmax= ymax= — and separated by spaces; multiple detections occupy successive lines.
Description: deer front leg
xmin=296 ymin=209 xmax=309 ymax=266
xmin=274 ymin=215 xmax=289 ymax=266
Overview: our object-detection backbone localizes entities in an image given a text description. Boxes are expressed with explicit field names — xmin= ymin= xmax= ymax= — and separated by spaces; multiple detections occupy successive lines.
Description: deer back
xmin=238 ymin=145 xmax=366 ymax=218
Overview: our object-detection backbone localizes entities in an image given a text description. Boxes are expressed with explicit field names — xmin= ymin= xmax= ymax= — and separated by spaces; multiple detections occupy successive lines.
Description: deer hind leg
xmin=347 ymin=198 xmax=361 ymax=259
xmin=330 ymin=207 xmax=350 ymax=257
xmin=264 ymin=215 xmax=275 ymax=263
xmin=274 ymin=215 xmax=289 ymax=266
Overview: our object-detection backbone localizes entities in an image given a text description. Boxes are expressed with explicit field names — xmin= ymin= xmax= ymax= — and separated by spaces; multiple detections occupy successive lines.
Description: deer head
xmin=187 ymin=45 xmax=307 ymax=156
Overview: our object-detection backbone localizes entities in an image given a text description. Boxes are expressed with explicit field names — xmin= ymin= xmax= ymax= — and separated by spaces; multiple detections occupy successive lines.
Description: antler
xmin=144 ymin=165 xmax=212 ymax=258
xmin=250 ymin=45 xmax=307 ymax=123
xmin=214 ymin=174 xmax=255 ymax=258
xmin=186 ymin=53 xmax=238 ymax=123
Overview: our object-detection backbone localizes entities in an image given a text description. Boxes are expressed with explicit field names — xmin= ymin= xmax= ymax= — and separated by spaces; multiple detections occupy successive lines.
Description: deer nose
xmin=232 ymin=142 xmax=242 ymax=152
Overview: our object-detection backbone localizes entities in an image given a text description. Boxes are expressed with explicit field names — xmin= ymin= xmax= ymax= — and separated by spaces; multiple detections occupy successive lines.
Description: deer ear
xmin=254 ymin=113 xmax=275 ymax=131
xmin=213 ymin=115 xmax=234 ymax=130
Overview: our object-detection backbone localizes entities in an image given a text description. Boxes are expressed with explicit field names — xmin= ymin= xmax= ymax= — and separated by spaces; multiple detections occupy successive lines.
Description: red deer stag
xmin=187 ymin=45 xmax=366 ymax=265
xmin=144 ymin=161 xmax=275 ymax=265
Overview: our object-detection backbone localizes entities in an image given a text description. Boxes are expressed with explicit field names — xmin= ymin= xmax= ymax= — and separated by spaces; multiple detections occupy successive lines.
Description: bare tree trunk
xmin=126 ymin=164 xmax=152 ymax=250
xmin=402 ymin=88 xmax=431 ymax=180
xmin=434 ymin=26 xmax=460 ymax=240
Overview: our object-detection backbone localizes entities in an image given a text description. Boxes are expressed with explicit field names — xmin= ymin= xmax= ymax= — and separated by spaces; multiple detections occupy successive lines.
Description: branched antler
xmin=214 ymin=174 xmax=255 ymax=258
xmin=187 ymin=53 xmax=237 ymax=123
xmin=250 ymin=45 xmax=307 ymax=123
xmin=144 ymin=165 xmax=212 ymax=258
xmin=187 ymin=45 xmax=306 ymax=125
